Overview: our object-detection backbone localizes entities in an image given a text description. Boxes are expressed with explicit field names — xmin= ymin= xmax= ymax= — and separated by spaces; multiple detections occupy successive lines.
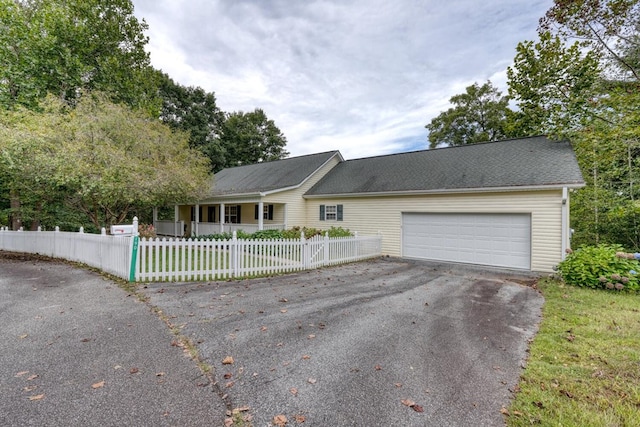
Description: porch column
xmin=258 ymin=201 xmax=264 ymax=231
xmin=283 ymin=204 xmax=288 ymax=229
xmin=195 ymin=204 xmax=200 ymax=236
xmin=220 ymin=203 xmax=225 ymax=233
xmin=174 ymin=205 xmax=179 ymax=237
xmin=152 ymin=207 xmax=158 ymax=229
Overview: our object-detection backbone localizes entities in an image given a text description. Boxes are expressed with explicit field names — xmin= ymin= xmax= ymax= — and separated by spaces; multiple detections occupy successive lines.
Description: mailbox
xmin=110 ymin=224 xmax=135 ymax=236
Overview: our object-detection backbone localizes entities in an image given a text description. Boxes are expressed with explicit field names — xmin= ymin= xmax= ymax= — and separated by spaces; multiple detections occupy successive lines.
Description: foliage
xmin=540 ymin=0 xmax=640 ymax=84
xmin=0 ymin=94 xmax=211 ymax=230
xmin=196 ymin=226 xmax=354 ymax=241
xmin=507 ymin=278 xmax=640 ymax=426
xmin=507 ymin=31 xmax=601 ymax=137
xmin=138 ymin=223 xmax=156 ymax=239
xmin=557 ymin=244 xmax=640 ymax=291
xmin=220 ymin=109 xmax=289 ymax=168
xmin=425 ymin=81 xmax=517 ymax=148
xmin=0 ymin=0 xmax=159 ymax=112
xmin=157 ymin=72 xmax=227 ymax=172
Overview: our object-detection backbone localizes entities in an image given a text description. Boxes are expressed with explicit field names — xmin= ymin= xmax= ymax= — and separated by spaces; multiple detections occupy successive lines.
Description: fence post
xmin=301 ymin=231 xmax=307 ymax=269
xmin=79 ymin=227 xmax=84 ymax=233
xmin=323 ymin=232 xmax=329 ymax=266
xmin=129 ymin=217 xmax=140 ymax=282
xmin=232 ymin=230 xmax=238 ymax=277
xmin=101 ymin=227 xmax=106 ymax=236
xmin=37 ymin=226 xmax=41 ymax=232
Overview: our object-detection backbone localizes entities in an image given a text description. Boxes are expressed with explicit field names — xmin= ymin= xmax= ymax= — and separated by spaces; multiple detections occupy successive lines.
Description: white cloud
xmin=132 ymin=0 xmax=553 ymax=159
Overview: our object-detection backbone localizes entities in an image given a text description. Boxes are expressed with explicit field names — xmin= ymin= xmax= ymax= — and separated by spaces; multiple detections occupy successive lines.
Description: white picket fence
xmin=0 ymin=225 xmax=382 ymax=282
xmin=135 ymin=233 xmax=382 ymax=282
xmin=0 ymin=227 xmax=133 ymax=279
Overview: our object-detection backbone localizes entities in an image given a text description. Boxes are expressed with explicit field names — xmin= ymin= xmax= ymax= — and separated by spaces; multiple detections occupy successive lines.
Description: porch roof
xmin=207 ymin=151 xmax=342 ymax=197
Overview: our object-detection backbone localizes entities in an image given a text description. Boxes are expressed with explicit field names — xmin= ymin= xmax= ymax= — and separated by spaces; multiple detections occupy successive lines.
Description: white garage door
xmin=402 ymin=213 xmax=531 ymax=270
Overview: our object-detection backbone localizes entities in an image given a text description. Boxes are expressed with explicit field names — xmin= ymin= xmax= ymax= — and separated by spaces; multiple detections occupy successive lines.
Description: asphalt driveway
xmin=1 ymin=254 xmax=543 ymax=426
xmin=142 ymin=257 xmax=543 ymax=426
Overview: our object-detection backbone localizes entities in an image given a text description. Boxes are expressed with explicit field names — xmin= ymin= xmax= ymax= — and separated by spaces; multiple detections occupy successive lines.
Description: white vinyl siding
xmin=304 ymin=189 xmax=566 ymax=272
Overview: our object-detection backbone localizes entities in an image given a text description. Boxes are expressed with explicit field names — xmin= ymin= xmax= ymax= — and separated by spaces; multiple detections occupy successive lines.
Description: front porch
xmin=153 ymin=201 xmax=288 ymax=237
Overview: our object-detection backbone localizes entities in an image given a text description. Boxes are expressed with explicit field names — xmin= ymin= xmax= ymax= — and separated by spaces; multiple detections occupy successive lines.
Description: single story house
xmin=156 ymin=136 xmax=585 ymax=272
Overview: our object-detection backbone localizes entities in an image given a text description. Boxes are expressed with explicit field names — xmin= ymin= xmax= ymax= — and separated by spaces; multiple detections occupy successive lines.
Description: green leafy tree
xmin=540 ymin=0 xmax=640 ymax=84
xmin=507 ymin=31 xmax=601 ymax=137
xmin=425 ymin=81 xmax=516 ymax=148
xmin=0 ymin=0 xmax=159 ymax=111
xmin=157 ymin=72 xmax=227 ymax=171
xmin=220 ymin=109 xmax=289 ymax=168
xmin=0 ymin=94 xmax=211 ymax=230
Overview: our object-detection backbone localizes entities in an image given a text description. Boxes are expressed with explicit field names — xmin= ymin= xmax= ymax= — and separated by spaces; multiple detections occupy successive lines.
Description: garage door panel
xmin=402 ymin=213 xmax=531 ymax=269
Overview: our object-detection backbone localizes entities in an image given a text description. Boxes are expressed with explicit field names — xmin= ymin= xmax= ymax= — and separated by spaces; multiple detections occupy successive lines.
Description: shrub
xmin=557 ymin=244 xmax=640 ymax=292
xmin=138 ymin=223 xmax=156 ymax=239
xmin=251 ymin=229 xmax=284 ymax=240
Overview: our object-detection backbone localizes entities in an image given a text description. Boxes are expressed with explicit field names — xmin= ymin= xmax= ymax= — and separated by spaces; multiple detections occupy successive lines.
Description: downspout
xmin=561 ymin=187 xmax=568 ymax=260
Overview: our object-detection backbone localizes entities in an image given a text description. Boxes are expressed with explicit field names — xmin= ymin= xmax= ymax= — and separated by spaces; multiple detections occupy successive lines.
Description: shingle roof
xmin=305 ymin=136 xmax=584 ymax=196
xmin=209 ymin=151 xmax=341 ymax=196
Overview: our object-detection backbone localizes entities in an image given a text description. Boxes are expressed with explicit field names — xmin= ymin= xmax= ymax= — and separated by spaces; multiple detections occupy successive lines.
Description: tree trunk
xmin=10 ymin=191 xmax=21 ymax=230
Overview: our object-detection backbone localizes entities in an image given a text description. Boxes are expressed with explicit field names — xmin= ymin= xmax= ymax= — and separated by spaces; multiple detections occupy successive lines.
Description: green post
xmin=129 ymin=216 xmax=140 ymax=282
xmin=129 ymin=235 xmax=139 ymax=282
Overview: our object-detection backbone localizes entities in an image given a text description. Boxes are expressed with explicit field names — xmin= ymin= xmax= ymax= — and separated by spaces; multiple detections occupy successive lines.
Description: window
xmin=207 ymin=206 xmax=216 ymax=223
xmin=319 ymin=204 xmax=343 ymax=221
xmin=225 ymin=205 xmax=241 ymax=224
xmin=255 ymin=204 xmax=274 ymax=220
xmin=190 ymin=206 xmax=203 ymax=222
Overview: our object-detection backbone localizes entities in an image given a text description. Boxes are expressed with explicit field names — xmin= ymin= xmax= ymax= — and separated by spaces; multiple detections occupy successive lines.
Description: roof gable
xmin=305 ymin=136 xmax=585 ymax=196
xmin=210 ymin=151 xmax=341 ymax=196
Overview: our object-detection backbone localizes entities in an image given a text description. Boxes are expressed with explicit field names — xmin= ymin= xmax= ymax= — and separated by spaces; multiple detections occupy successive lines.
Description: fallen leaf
xmin=130 ymin=367 xmax=139 ymax=374
xmin=15 ymin=371 xmax=29 ymax=377
xmin=222 ymin=356 xmax=234 ymax=365
xmin=260 ymin=326 xmax=268 ymax=332
xmin=224 ymin=418 xmax=233 ymax=427
xmin=231 ymin=406 xmax=250 ymax=414
xmin=225 ymin=381 xmax=234 ymax=388
xmin=401 ymin=399 xmax=416 ymax=407
xmin=92 ymin=381 xmax=105 ymax=389
xmin=394 ymin=383 xmax=403 ymax=388
xmin=374 ymin=364 xmax=383 ymax=371
xmin=302 ymin=355 xmax=311 ymax=360
xmin=28 ymin=394 xmax=45 ymax=401
xmin=279 ymin=298 xmax=288 ymax=303
xmin=224 ymin=372 xmax=232 ymax=379
xmin=19 ymin=334 xmax=28 ymax=339
xmin=307 ymin=377 xmax=317 ymax=384
xmin=156 ymin=372 xmax=165 ymax=377
xmin=27 ymin=374 xmax=39 ymax=381
xmin=273 ymin=414 xmax=288 ymax=426
xmin=500 ymin=407 xmax=509 ymax=415
xmin=280 ymin=309 xmax=288 ymax=313
xmin=307 ymin=334 xmax=315 ymax=339
xmin=412 ymin=404 xmax=424 ymax=413
xmin=294 ymin=414 xmax=306 ymax=423
xmin=80 ymin=338 xmax=92 ymax=342
xmin=24 ymin=386 xmax=37 ymax=392
xmin=290 ymin=387 xmax=298 ymax=396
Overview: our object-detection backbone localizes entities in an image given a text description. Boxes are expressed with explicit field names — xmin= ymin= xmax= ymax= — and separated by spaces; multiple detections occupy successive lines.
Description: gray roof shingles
xmin=305 ymin=136 xmax=585 ymax=196
xmin=209 ymin=151 xmax=340 ymax=196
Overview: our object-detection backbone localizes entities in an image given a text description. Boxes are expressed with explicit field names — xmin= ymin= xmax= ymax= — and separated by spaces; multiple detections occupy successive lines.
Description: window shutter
xmin=198 ymin=206 xmax=203 ymax=222
xmin=268 ymin=204 xmax=274 ymax=220
xmin=337 ymin=204 xmax=343 ymax=221
xmin=319 ymin=205 xmax=325 ymax=221
xmin=236 ymin=205 xmax=242 ymax=223
xmin=254 ymin=205 xmax=259 ymax=220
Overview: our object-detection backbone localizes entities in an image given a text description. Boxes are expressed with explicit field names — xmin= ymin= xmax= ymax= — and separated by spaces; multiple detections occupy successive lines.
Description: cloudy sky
xmin=131 ymin=0 xmax=553 ymax=159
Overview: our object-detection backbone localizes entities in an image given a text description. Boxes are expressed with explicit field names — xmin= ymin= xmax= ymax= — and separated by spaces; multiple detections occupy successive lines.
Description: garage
xmin=402 ymin=212 xmax=531 ymax=270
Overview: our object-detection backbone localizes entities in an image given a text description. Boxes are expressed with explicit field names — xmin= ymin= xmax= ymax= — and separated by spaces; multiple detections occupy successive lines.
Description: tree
xmin=0 ymin=0 xmax=159 ymax=112
xmin=540 ymin=0 xmax=640 ymax=84
xmin=425 ymin=81 xmax=516 ymax=148
xmin=220 ymin=109 xmax=289 ymax=168
xmin=507 ymin=31 xmax=601 ymax=137
xmin=0 ymin=94 xmax=211 ymax=230
xmin=157 ymin=73 xmax=227 ymax=172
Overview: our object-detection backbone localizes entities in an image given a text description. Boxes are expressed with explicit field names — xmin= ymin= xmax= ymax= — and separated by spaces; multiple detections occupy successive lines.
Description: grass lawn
xmin=507 ymin=279 xmax=640 ymax=426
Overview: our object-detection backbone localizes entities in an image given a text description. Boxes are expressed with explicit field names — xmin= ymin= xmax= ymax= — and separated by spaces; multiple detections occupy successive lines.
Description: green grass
xmin=507 ymin=279 xmax=640 ymax=426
